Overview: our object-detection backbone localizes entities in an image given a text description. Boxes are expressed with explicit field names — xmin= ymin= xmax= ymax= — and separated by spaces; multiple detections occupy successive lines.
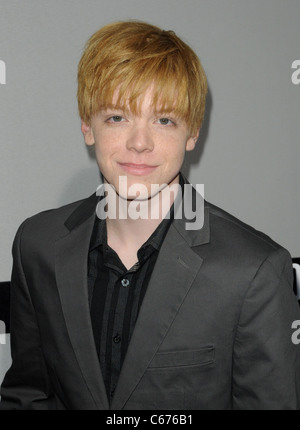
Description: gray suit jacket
xmin=1 ymin=181 xmax=300 ymax=410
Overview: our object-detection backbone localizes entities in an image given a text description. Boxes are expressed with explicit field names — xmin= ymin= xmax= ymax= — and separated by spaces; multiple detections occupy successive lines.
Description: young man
xmin=1 ymin=21 xmax=299 ymax=410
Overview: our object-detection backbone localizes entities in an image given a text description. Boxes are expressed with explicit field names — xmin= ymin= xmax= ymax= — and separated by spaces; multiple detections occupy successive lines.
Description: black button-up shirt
xmin=88 ymin=209 xmax=174 ymax=402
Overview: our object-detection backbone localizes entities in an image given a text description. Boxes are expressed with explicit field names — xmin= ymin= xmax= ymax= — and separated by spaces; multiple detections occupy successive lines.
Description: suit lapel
xmin=55 ymin=194 xmax=109 ymax=409
xmin=111 ymin=214 xmax=208 ymax=409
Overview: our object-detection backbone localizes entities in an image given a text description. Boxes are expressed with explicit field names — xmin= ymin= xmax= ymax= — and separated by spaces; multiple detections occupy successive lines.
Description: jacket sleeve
xmin=232 ymin=247 xmax=300 ymax=410
xmin=0 ymin=220 xmax=56 ymax=410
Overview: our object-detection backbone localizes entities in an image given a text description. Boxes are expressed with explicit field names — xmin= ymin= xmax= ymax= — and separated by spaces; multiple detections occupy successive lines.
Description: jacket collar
xmin=64 ymin=192 xmax=99 ymax=232
xmin=173 ymin=174 xmax=210 ymax=247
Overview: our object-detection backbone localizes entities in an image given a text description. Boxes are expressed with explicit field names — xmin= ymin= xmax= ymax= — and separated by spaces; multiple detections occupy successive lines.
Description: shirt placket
xmin=109 ymin=271 xmax=133 ymax=400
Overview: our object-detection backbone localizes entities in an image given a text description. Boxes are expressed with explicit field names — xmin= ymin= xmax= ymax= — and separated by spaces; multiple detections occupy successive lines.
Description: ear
xmin=185 ymin=129 xmax=200 ymax=152
xmin=81 ymin=121 xmax=95 ymax=146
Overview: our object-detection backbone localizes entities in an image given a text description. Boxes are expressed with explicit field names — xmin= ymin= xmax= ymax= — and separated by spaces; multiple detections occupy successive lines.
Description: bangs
xmin=90 ymin=54 xmax=191 ymax=127
xmin=95 ymin=76 xmax=189 ymax=121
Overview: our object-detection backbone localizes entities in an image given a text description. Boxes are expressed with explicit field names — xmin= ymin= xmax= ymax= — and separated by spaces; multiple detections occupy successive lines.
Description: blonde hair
xmin=77 ymin=21 xmax=207 ymax=134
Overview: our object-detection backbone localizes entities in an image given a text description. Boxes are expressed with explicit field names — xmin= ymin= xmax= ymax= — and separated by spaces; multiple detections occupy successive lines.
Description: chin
xmin=117 ymin=186 xmax=155 ymax=202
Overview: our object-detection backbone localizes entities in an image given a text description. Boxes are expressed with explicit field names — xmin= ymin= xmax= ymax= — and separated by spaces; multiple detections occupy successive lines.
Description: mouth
xmin=118 ymin=163 xmax=158 ymax=176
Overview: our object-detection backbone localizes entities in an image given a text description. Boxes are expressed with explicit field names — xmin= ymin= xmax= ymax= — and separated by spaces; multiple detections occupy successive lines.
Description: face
xmin=81 ymin=86 xmax=199 ymax=200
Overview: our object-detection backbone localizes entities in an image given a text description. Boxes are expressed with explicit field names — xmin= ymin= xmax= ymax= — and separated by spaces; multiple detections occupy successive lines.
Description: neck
xmin=105 ymin=180 xmax=180 ymax=250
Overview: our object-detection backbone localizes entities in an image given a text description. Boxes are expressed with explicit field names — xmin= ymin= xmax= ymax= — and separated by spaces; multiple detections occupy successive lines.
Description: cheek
xmin=93 ymin=132 xmax=117 ymax=160
xmin=165 ymin=143 xmax=187 ymax=165
xmin=92 ymin=140 xmax=111 ymax=174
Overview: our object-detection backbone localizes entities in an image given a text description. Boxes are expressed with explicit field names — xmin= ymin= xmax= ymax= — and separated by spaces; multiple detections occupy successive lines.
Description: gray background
xmin=0 ymin=0 xmax=299 ymax=383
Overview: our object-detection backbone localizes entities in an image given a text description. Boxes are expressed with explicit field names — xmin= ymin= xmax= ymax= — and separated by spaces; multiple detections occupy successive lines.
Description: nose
xmin=126 ymin=124 xmax=154 ymax=153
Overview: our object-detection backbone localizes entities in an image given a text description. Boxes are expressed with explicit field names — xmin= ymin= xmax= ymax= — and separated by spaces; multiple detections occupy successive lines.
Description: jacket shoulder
xmin=205 ymin=201 xmax=292 ymax=275
xmin=207 ymin=201 xmax=280 ymax=247
xmin=15 ymin=193 xmax=97 ymax=243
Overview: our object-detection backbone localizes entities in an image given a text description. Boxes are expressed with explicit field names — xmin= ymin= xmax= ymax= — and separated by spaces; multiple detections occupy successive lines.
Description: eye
xmin=157 ymin=118 xmax=174 ymax=126
xmin=107 ymin=115 xmax=124 ymax=123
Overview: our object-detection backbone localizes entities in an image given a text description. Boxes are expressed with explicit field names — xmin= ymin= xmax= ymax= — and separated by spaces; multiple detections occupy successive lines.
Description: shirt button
xmin=113 ymin=334 xmax=121 ymax=344
xmin=121 ymin=278 xmax=130 ymax=287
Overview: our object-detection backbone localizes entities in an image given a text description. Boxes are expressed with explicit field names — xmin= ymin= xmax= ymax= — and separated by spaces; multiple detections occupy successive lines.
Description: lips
xmin=118 ymin=162 xmax=158 ymax=176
